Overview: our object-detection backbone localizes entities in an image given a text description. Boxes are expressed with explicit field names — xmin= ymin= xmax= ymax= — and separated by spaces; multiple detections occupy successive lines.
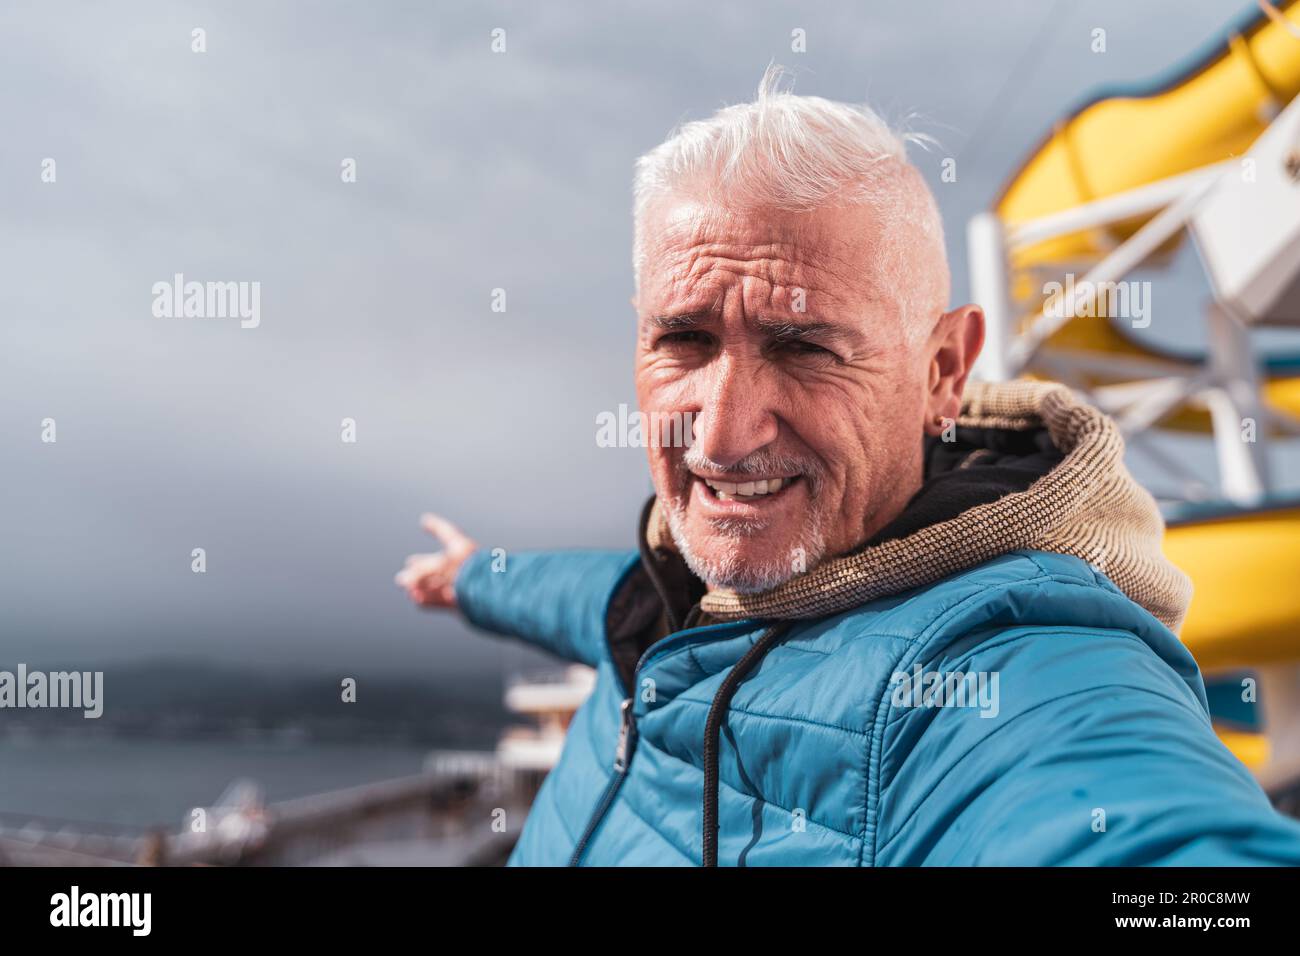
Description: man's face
xmin=634 ymin=198 xmax=934 ymax=593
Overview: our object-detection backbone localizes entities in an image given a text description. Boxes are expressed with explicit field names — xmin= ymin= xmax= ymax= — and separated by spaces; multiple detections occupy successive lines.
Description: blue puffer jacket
xmin=454 ymin=382 xmax=1300 ymax=866
xmin=458 ymin=547 xmax=1300 ymax=866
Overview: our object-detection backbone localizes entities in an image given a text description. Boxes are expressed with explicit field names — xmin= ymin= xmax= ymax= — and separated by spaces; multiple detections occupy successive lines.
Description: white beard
xmin=661 ymin=494 xmax=827 ymax=595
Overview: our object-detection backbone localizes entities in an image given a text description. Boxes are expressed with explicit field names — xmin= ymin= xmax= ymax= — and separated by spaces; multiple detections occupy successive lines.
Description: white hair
xmin=632 ymin=65 xmax=949 ymax=341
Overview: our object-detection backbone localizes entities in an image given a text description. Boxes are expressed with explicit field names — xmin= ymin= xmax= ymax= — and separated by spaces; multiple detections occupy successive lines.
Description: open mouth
xmin=694 ymin=474 xmax=802 ymax=503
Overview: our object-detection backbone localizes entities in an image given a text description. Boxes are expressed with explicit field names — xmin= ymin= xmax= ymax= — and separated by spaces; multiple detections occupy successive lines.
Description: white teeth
xmin=703 ymin=476 xmax=792 ymax=499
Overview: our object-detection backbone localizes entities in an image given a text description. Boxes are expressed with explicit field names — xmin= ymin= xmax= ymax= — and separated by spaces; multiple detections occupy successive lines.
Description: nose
xmin=689 ymin=352 xmax=779 ymax=468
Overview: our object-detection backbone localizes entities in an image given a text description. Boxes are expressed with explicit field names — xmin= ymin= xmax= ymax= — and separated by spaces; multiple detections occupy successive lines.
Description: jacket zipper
xmin=567 ymin=696 xmax=636 ymax=865
xmin=566 ymin=620 xmax=752 ymax=866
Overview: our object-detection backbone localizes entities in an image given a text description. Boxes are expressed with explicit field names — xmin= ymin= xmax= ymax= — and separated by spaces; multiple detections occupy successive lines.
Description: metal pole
xmin=967 ymin=212 xmax=1013 ymax=381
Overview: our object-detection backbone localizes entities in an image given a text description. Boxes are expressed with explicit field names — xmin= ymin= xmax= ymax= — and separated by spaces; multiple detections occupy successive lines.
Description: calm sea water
xmin=0 ymin=735 xmax=436 ymax=830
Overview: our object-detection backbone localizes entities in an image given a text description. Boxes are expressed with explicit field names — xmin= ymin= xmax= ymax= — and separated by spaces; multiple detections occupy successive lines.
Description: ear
xmin=923 ymin=304 xmax=985 ymax=436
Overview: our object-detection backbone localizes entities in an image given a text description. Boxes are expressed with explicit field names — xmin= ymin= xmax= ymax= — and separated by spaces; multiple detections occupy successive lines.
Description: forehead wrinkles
xmin=686 ymin=242 xmax=804 ymax=288
xmin=651 ymin=220 xmax=866 ymax=305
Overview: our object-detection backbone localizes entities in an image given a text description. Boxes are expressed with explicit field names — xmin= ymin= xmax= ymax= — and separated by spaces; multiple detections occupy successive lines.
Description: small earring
xmin=932 ymin=413 xmax=946 ymax=428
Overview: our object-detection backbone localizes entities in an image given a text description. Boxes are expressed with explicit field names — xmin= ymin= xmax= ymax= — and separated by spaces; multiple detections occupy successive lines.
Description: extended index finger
xmin=420 ymin=512 xmax=472 ymax=552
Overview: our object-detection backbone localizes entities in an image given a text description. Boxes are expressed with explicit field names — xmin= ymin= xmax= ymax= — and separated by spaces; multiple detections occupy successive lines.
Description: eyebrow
xmin=646 ymin=312 xmax=856 ymax=342
xmin=646 ymin=312 xmax=713 ymax=332
xmin=644 ymin=312 xmax=868 ymax=359
xmin=752 ymin=316 xmax=856 ymax=345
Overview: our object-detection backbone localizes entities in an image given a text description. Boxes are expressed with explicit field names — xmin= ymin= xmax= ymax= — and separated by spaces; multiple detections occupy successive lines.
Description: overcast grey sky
xmin=0 ymin=1 xmax=1277 ymax=678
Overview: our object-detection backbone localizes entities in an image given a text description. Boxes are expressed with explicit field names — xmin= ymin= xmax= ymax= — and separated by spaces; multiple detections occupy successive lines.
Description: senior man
xmin=398 ymin=73 xmax=1300 ymax=866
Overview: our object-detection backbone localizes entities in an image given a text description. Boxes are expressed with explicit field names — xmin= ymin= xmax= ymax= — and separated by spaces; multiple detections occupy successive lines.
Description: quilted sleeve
xmin=454 ymin=548 xmax=640 ymax=669
xmin=874 ymin=625 xmax=1300 ymax=865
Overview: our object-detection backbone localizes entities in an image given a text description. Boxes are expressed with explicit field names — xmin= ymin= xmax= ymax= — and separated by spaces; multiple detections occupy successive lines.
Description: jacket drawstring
xmin=701 ymin=621 xmax=793 ymax=867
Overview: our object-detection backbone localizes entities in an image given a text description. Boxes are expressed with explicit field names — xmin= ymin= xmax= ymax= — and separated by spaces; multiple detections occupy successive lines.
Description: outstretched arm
xmin=395 ymin=513 xmax=637 ymax=668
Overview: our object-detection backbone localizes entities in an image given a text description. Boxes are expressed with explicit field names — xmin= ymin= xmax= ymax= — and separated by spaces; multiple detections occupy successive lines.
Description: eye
xmin=779 ymin=340 xmax=829 ymax=355
xmin=771 ymin=339 xmax=839 ymax=365
xmin=656 ymin=330 xmax=715 ymax=352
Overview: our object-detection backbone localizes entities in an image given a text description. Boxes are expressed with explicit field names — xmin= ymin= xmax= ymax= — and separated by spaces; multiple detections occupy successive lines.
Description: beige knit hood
xmin=645 ymin=379 xmax=1193 ymax=632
